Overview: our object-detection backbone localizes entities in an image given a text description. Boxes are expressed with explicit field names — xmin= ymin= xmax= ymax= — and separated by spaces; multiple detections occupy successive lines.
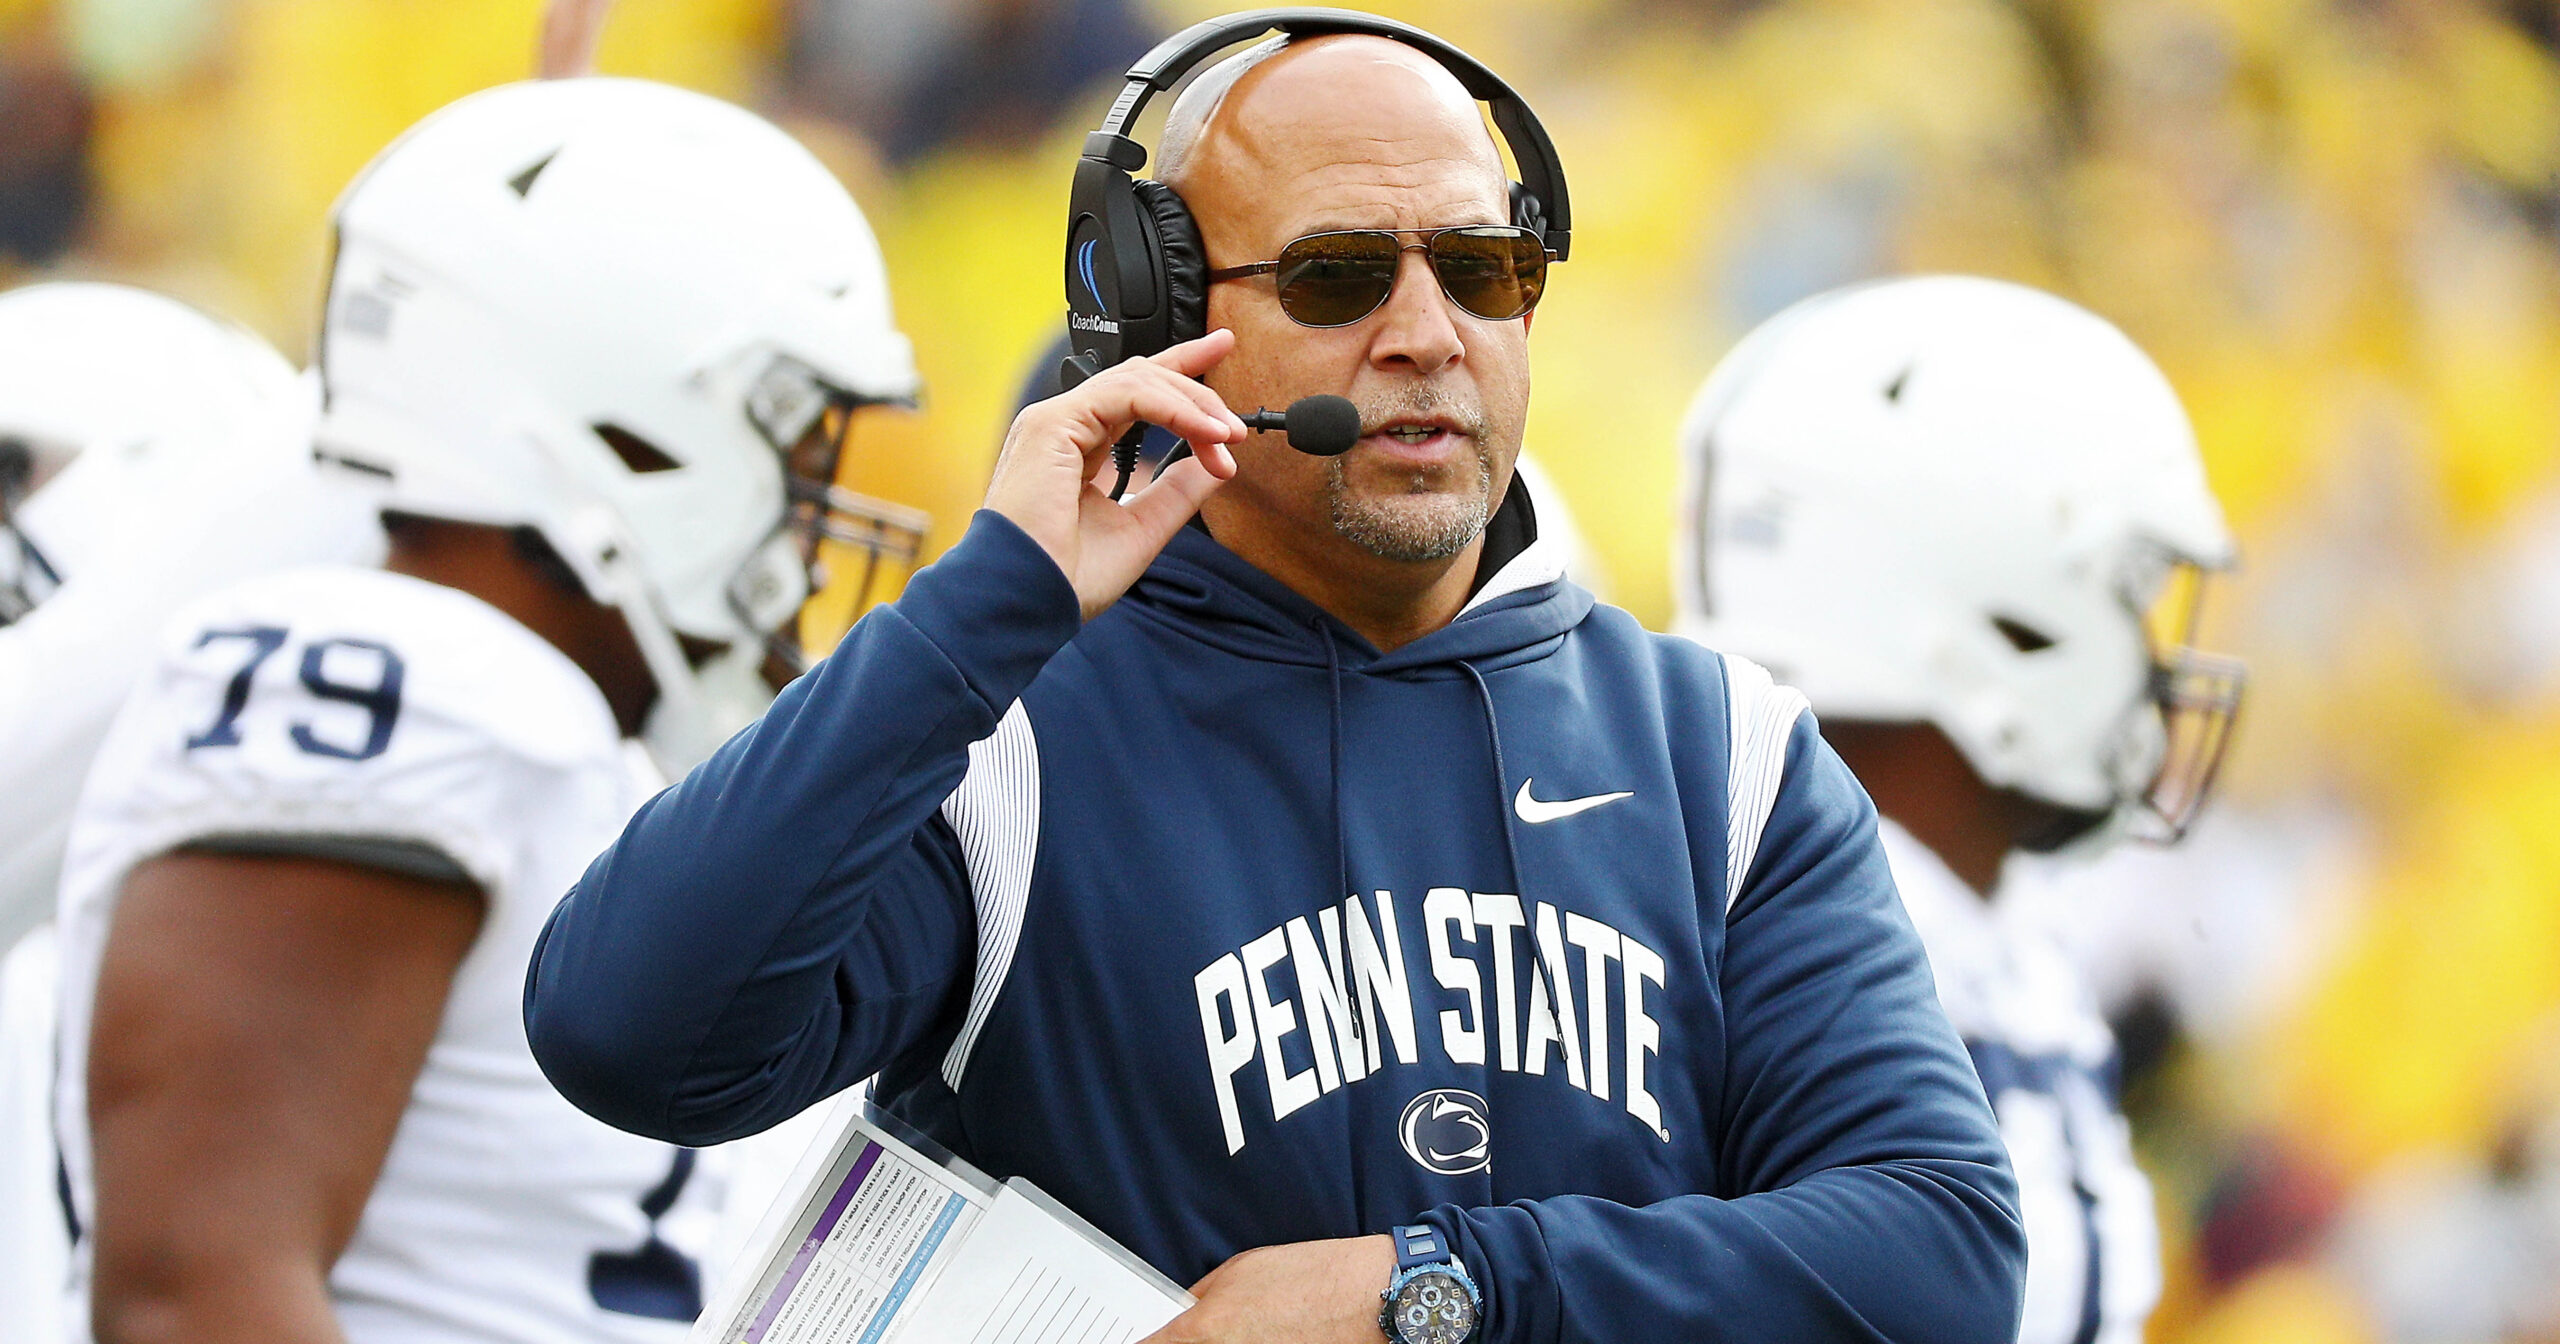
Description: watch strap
xmin=1392 ymin=1224 xmax=1448 ymax=1274
xmin=1382 ymin=1225 xmax=1481 ymax=1344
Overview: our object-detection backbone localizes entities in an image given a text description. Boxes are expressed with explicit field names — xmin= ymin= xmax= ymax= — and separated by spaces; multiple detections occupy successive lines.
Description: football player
xmin=1675 ymin=274 xmax=2245 ymax=1344
xmin=0 ymin=282 xmax=382 ymax=943
xmin=51 ymin=77 xmax=921 ymax=1344
xmin=0 ymin=282 xmax=385 ymax=1344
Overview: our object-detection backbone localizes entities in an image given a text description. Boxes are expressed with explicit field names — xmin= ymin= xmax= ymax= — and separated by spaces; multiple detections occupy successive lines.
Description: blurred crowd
xmin=4 ymin=0 xmax=2558 ymax=1338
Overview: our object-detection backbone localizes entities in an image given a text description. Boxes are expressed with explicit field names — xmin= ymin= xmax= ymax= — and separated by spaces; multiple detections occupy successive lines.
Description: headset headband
xmin=1084 ymin=7 xmax=1572 ymax=261
xmin=1058 ymin=7 xmax=1570 ymax=402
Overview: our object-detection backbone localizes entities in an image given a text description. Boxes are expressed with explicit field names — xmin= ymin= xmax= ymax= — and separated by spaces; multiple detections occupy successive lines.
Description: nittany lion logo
xmin=1398 ymin=1089 xmax=1491 ymax=1176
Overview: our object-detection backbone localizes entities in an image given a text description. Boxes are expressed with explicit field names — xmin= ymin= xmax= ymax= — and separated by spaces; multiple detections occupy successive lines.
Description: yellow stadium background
xmin=7 ymin=0 xmax=2560 ymax=1338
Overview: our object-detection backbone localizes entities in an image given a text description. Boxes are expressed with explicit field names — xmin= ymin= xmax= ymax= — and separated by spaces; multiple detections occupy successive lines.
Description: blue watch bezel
xmin=1380 ymin=1225 xmax=1481 ymax=1344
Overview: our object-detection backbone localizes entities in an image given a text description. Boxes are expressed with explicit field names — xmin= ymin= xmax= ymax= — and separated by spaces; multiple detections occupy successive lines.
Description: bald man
xmin=528 ymin=27 xmax=2025 ymax=1344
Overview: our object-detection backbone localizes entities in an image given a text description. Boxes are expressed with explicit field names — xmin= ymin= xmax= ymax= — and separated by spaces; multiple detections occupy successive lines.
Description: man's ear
xmin=1522 ymin=310 xmax=1536 ymax=337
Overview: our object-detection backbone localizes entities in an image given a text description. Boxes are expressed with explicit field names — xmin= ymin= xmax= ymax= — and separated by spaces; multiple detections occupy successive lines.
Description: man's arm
xmin=524 ymin=333 xmax=1248 ymax=1145
xmin=523 ymin=522 xmax=1045 ymax=1142
xmin=1149 ymin=717 xmax=2025 ymax=1344
xmin=86 ymin=850 xmax=482 ymax=1344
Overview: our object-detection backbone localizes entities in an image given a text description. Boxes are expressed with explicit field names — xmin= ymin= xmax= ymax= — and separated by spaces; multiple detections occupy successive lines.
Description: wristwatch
xmin=1378 ymin=1224 xmax=1481 ymax=1344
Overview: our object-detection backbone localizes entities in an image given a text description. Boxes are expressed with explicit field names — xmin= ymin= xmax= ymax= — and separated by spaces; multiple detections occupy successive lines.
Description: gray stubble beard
xmin=1326 ymin=444 xmax=1495 ymax=563
xmin=1323 ymin=383 xmax=1500 ymax=563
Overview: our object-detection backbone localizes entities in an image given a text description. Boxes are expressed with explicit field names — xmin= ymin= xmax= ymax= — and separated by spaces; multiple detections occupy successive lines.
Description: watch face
xmin=1389 ymin=1269 xmax=1477 ymax=1344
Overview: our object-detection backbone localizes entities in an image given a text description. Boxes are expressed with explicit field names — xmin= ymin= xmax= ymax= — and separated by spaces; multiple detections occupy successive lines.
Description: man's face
xmin=1181 ymin=41 xmax=1531 ymax=565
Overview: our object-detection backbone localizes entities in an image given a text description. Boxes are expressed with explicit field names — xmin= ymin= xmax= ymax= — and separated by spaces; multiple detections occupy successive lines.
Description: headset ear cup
xmin=1133 ymin=179 xmax=1208 ymax=348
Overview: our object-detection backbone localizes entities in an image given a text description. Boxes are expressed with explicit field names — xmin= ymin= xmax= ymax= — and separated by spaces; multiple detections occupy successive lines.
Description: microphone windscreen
xmin=1286 ymin=395 xmax=1361 ymax=457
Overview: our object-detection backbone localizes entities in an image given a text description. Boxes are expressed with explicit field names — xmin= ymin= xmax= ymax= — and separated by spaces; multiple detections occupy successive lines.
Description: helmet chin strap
xmin=2011 ymin=795 xmax=2123 ymax=857
xmin=676 ymin=642 xmax=780 ymax=751
xmin=2012 ymin=686 xmax=2170 ymax=857
xmin=552 ymin=501 xmax=729 ymax=775
xmin=632 ymin=633 xmax=725 ymax=778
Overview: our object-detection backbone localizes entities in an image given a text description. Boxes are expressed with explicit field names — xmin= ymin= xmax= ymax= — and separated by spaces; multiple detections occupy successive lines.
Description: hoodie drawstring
xmin=1319 ymin=623 xmax=1362 ymax=1050
xmin=1460 ymin=661 xmax=1566 ymax=1041
xmin=1322 ymin=632 xmax=1562 ymax=1050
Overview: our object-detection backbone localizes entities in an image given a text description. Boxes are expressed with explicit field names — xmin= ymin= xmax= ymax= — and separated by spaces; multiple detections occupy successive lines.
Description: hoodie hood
xmin=1128 ymin=470 xmax=1597 ymax=675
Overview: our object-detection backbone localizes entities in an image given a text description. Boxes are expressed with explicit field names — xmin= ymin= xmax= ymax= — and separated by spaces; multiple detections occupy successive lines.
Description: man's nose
xmin=1365 ymin=247 xmax=1464 ymax=376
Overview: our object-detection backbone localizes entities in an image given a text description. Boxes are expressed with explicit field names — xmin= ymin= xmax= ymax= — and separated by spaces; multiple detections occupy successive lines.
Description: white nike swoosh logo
xmin=1513 ymin=779 xmax=1634 ymax=824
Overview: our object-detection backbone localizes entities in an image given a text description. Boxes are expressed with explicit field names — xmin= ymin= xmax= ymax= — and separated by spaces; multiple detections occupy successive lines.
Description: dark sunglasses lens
xmin=1429 ymin=228 xmax=1546 ymax=321
xmin=1274 ymin=233 xmax=1400 ymax=327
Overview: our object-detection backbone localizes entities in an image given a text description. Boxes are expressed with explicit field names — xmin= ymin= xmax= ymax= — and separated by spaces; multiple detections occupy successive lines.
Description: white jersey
xmin=0 ymin=452 xmax=385 ymax=945
xmin=1 ymin=925 xmax=67 ymax=1344
xmin=1879 ymin=819 xmax=2161 ymax=1344
xmin=54 ymin=566 xmax=721 ymax=1344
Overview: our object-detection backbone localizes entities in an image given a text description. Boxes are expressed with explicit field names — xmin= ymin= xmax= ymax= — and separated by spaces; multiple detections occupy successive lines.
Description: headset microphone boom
xmin=1242 ymin=395 xmax=1360 ymax=456
xmin=1105 ymin=392 xmax=1361 ymax=500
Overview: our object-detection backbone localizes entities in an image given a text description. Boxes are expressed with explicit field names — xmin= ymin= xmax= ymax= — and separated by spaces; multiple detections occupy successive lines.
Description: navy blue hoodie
xmin=526 ymin=491 xmax=2025 ymax=1342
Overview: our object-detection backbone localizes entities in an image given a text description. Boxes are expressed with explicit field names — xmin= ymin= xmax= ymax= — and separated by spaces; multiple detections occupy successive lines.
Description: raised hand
xmin=986 ymin=329 xmax=1248 ymax=621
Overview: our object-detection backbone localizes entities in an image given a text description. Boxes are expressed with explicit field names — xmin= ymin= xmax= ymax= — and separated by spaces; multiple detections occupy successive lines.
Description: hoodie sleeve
xmin=523 ymin=511 xmax=1081 ymax=1145
xmin=1419 ymin=712 xmax=2026 ymax=1344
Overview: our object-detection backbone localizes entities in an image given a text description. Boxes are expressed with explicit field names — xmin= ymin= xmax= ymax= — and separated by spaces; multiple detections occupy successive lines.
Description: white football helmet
xmin=314 ymin=76 xmax=924 ymax=771
xmin=0 ymin=282 xmax=314 ymax=624
xmin=1676 ymin=275 xmax=2244 ymax=844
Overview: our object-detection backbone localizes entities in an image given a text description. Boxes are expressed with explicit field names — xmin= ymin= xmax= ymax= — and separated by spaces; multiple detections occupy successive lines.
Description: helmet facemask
xmin=310 ymin=78 xmax=927 ymax=772
xmin=742 ymin=353 xmax=927 ymax=681
xmin=1998 ymin=554 xmax=2245 ymax=855
xmin=619 ymin=358 xmax=924 ymax=773
xmin=0 ymin=532 xmax=60 ymax=627
xmin=1675 ymin=275 xmax=2253 ymax=859
xmin=2127 ymin=554 xmax=2245 ymax=843
xmin=0 ymin=434 xmax=70 ymax=626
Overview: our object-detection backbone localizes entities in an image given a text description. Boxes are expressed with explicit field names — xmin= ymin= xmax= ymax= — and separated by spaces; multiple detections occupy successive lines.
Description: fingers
xmin=1088 ymin=329 xmax=1245 ymax=462
xmin=1142 ymin=329 xmax=1243 ymax=472
xmin=1102 ymin=366 xmax=1244 ymax=464
xmin=1188 ymin=431 xmax=1237 ymax=479
xmin=1040 ymin=359 xmax=1242 ymax=481
xmin=1004 ymin=329 xmax=1243 ymax=474
xmin=1150 ymin=326 xmax=1238 ymax=379
xmin=1117 ymin=455 xmax=1228 ymax=543
xmin=1131 ymin=1302 xmax=1202 ymax=1344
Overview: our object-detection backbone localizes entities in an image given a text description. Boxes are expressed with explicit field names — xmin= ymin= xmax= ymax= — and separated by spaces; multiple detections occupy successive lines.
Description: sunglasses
xmin=1206 ymin=225 xmax=1553 ymax=328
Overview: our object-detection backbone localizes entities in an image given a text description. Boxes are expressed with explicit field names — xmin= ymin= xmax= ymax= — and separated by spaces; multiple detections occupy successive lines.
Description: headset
xmin=1059 ymin=7 xmax=1573 ymax=391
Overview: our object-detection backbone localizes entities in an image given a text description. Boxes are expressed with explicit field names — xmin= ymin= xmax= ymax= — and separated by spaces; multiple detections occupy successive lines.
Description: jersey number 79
xmin=184 ymin=625 xmax=405 ymax=761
